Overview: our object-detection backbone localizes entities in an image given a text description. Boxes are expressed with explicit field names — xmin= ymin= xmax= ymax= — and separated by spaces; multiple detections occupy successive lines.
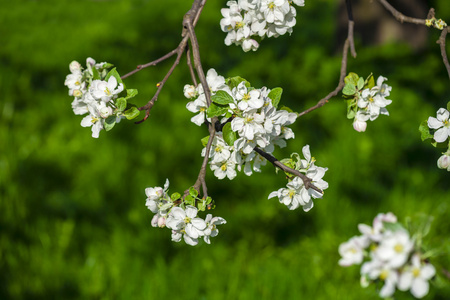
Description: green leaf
xmin=357 ymin=77 xmax=364 ymax=90
xmin=419 ymin=120 xmax=433 ymax=141
xmin=201 ymin=136 xmax=210 ymax=147
xmin=206 ymin=103 xmax=228 ymax=118
xmin=344 ymin=72 xmax=359 ymax=85
xmin=105 ymin=67 xmax=123 ymax=85
xmin=90 ymin=66 xmax=101 ymax=80
xmin=171 ymin=192 xmax=181 ymax=201
xmin=346 ymin=100 xmax=357 ymax=119
xmin=116 ymin=98 xmax=127 ymax=112
xmin=447 ymin=101 xmax=450 ymax=112
xmin=279 ymin=105 xmax=293 ymax=113
xmin=197 ymin=200 xmax=206 ymax=211
xmin=383 ymin=222 xmax=406 ymax=232
xmin=268 ymin=87 xmax=283 ymax=108
xmin=365 ymin=73 xmax=375 ymax=89
xmin=185 ymin=195 xmax=195 ymax=206
xmin=222 ymin=122 xmax=237 ymax=146
xmin=189 ymin=187 xmax=198 ymax=197
xmin=211 ymin=90 xmax=234 ymax=105
xmin=205 ymin=196 xmax=212 ymax=205
xmin=125 ymin=89 xmax=138 ymax=100
xmin=123 ymin=107 xmax=140 ymax=120
xmin=226 ymin=76 xmax=250 ymax=90
xmin=104 ymin=116 xmax=116 ymax=131
xmin=343 ymin=83 xmax=356 ymax=96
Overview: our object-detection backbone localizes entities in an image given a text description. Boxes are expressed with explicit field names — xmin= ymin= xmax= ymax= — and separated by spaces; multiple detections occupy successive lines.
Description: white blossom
xmin=427 ymin=107 xmax=450 ymax=143
xmin=398 ymin=254 xmax=436 ymax=299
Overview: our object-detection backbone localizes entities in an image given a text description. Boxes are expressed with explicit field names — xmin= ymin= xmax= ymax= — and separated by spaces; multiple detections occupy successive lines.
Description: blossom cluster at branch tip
xmin=343 ymin=73 xmax=393 ymax=132
xmin=339 ymin=212 xmax=436 ymax=299
xmin=268 ymin=145 xmax=328 ymax=212
xmin=145 ymin=179 xmax=226 ymax=246
xmin=185 ymin=68 xmax=298 ymax=181
xmin=425 ymin=17 xmax=447 ymax=30
xmin=220 ymin=0 xmax=305 ymax=52
xmin=64 ymin=58 xmax=139 ymax=138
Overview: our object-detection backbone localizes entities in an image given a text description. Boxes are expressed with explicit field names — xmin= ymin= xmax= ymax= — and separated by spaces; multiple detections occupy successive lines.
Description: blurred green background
xmin=1 ymin=0 xmax=449 ymax=299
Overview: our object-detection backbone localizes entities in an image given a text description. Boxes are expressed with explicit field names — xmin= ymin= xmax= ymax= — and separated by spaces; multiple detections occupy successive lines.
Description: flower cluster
xmin=145 ymin=179 xmax=226 ymax=246
xmin=425 ymin=17 xmax=447 ymax=30
xmin=343 ymin=73 xmax=393 ymax=132
xmin=338 ymin=213 xmax=436 ymax=299
xmin=268 ymin=145 xmax=328 ymax=212
xmin=220 ymin=0 xmax=305 ymax=52
xmin=420 ymin=105 xmax=450 ymax=171
xmin=185 ymin=69 xmax=298 ymax=180
xmin=64 ymin=58 xmax=139 ymax=138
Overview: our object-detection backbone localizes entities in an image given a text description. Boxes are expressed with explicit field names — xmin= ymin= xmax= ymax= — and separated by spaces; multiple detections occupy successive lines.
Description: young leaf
xmin=346 ymin=100 xmax=357 ymax=119
xmin=125 ymin=89 xmax=138 ymax=100
xmin=206 ymin=103 xmax=228 ymax=118
xmin=105 ymin=67 xmax=123 ymax=85
xmin=123 ymin=107 xmax=140 ymax=120
xmin=343 ymin=83 xmax=356 ymax=96
xmin=383 ymin=221 xmax=406 ymax=232
xmin=185 ymin=195 xmax=195 ymax=206
xmin=104 ymin=116 xmax=116 ymax=131
xmin=201 ymin=135 xmax=210 ymax=147
xmin=357 ymin=77 xmax=364 ymax=90
xmin=90 ymin=65 xmax=101 ymax=80
xmin=171 ymin=192 xmax=181 ymax=201
xmin=366 ymin=73 xmax=375 ymax=89
xmin=419 ymin=120 xmax=433 ymax=141
xmin=189 ymin=187 xmax=199 ymax=197
xmin=211 ymin=90 xmax=234 ymax=105
xmin=279 ymin=105 xmax=293 ymax=113
xmin=268 ymin=87 xmax=283 ymax=108
xmin=116 ymin=98 xmax=127 ymax=112
xmin=226 ymin=76 xmax=250 ymax=90
xmin=447 ymin=101 xmax=450 ymax=112
xmin=222 ymin=122 xmax=237 ymax=146
xmin=344 ymin=72 xmax=359 ymax=85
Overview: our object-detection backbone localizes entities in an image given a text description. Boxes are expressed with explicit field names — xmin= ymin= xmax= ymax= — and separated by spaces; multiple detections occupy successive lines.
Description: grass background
xmin=0 ymin=0 xmax=449 ymax=299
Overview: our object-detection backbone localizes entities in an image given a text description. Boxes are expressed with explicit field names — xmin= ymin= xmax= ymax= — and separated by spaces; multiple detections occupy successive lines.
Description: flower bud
xmin=151 ymin=214 xmax=159 ymax=227
xmin=183 ymin=84 xmax=196 ymax=99
xmin=353 ymin=119 xmax=367 ymax=132
xmin=437 ymin=154 xmax=450 ymax=170
xmin=158 ymin=216 xmax=166 ymax=228
xmin=69 ymin=61 xmax=82 ymax=74
xmin=99 ymin=106 xmax=113 ymax=118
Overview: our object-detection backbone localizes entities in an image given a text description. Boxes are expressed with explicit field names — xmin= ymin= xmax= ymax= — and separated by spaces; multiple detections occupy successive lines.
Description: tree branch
xmin=377 ymin=0 xmax=426 ymax=25
xmin=297 ymin=20 xmax=353 ymax=117
xmin=437 ymin=27 xmax=450 ymax=80
xmin=253 ymin=147 xmax=323 ymax=195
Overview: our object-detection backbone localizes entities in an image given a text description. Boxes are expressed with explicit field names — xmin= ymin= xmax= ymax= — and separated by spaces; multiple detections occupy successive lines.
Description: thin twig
xmin=377 ymin=0 xmax=426 ymax=25
xmin=437 ymin=27 xmax=450 ymax=80
xmin=120 ymin=49 xmax=178 ymax=80
xmin=253 ymin=147 xmax=323 ymax=194
xmin=345 ymin=0 xmax=357 ymax=58
xmin=297 ymin=20 xmax=353 ymax=117
xmin=186 ymin=46 xmax=198 ymax=87
xmin=377 ymin=0 xmax=449 ymax=79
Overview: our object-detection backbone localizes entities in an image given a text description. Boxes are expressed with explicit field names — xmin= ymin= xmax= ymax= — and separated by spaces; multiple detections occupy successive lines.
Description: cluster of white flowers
xmin=338 ymin=213 xmax=436 ymax=299
xmin=185 ymin=69 xmax=298 ymax=180
xmin=268 ymin=145 xmax=328 ymax=212
xmin=145 ymin=179 xmax=226 ymax=246
xmin=220 ymin=0 xmax=305 ymax=52
xmin=352 ymin=76 xmax=393 ymax=132
xmin=64 ymin=58 xmax=139 ymax=138
xmin=427 ymin=107 xmax=450 ymax=171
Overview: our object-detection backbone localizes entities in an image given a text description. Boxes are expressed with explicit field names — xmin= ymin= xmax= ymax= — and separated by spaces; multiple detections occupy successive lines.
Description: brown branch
xmin=120 ymin=49 xmax=178 ymax=80
xmin=437 ymin=27 xmax=450 ymax=80
xmin=253 ymin=147 xmax=323 ymax=195
xmin=297 ymin=20 xmax=354 ymax=118
xmin=186 ymin=46 xmax=198 ymax=87
xmin=377 ymin=1 xmax=450 ymax=80
xmin=377 ymin=0 xmax=426 ymax=25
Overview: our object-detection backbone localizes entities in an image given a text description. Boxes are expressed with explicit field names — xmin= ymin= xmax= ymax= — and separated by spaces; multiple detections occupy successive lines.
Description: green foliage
xmin=222 ymin=122 xmax=237 ymax=146
xmin=0 ymin=0 xmax=449 ymax=299
xmin=268 ymin=87 xmax=283 ymax=108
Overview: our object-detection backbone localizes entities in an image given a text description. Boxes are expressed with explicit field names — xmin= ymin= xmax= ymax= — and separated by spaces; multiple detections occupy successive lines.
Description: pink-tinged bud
xmin=437 ymin=154 xmax=450 ymax=170
xmin=69 ymin=61 xmax=82 ymax=74
xmin=353 ymin=119 xmax=367 ymax=132
xmin=158 ymin=216 xmax=166 ymax=228
xmin=151 ymin=214 xmax=159 ymax=227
